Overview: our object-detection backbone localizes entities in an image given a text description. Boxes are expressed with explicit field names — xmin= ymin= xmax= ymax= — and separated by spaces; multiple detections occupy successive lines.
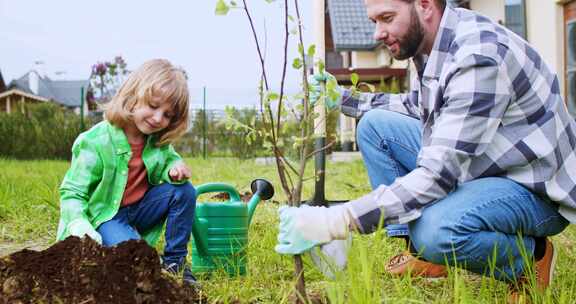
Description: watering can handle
xmin=195 ymin=183 xmax=242 ymax=202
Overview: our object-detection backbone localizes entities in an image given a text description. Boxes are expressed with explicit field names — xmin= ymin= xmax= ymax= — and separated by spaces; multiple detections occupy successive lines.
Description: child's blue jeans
xmin=97 ymin=182 xmax=196 ymax=265
xmin=356 ymin=109 xmax=569 ymax=280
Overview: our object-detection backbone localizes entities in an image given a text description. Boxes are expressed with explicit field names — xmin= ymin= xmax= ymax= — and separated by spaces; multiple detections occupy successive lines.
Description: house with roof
xmin=319 ymin=0 xmax=575 ymax=151
xmin=0 ymin=69 xmax=6 ymax=93
xmin=0 ymin=70 xmax=92 ymax=115
xmin=322 ymin=0 xmax=411 ymax=150
xmin=324 ymin=0 xmax=408 ymax=83
xmin=466 ymin=0 xmax=575 ymax=116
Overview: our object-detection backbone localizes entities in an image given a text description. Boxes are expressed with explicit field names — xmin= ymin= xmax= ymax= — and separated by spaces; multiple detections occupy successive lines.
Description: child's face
xmin=131 ymin=95 xmax=174 ymax=135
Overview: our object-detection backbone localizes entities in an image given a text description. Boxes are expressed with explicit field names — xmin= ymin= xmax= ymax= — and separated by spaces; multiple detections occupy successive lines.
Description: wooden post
xmin=313 ymin=0 xmax=326 ymax=138
xmin=6 ymin=95 xmax=10 ymax=114
xmin=311 ymin=0 xmax=328 ymax=204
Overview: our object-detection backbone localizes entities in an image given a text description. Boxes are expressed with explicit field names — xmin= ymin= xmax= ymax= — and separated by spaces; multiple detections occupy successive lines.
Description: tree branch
xmin=305 ymin=140 xmax=335 ymax=160
xmin=275 ymin=0 xmax=289 ymax=138
xmin=242 ymin=0 xmax=269 ymax=91
xmin=242 ymin=0 xmax=277 ymax=144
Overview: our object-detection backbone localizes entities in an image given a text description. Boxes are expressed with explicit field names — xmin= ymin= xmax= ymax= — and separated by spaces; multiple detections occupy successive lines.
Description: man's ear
xmin=416 ymin=0 xmax=435 ymax=20
xmin=418 ymin=0 xmax=433 ymax=9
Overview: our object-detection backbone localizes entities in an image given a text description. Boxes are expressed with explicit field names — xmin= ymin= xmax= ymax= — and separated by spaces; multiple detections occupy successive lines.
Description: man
xmin=275 ymin=0 xmax=575 ymax=300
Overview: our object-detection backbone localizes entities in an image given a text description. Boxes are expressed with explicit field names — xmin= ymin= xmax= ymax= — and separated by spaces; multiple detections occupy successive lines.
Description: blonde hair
xmin=105 ymin=59 xmax=190 ymax=146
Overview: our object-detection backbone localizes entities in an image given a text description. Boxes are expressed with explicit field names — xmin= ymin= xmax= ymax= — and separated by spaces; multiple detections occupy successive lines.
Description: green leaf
xmin=288 ymin=15 xmax=295 ymax=22
xmin=292 ymin=58 xmax=303 ymax=69
xmin=326 ymin=78 xmax=337 ymax=91
xmin=224 ymin=106 xmax=235 ymax=116
xmin=351 ymin=73 xmax=359 ymax=87
xmin=267 ymin=92 xmax=279 ymax=101
xmin=215 ymin=0 xmax=230 ymax=15
xmin=230 ymin=0 xmax=237 ymax=6
xmin=328 ymin=89 xmax=340 ymax=102
xmin=307 ymin=45 xmax=316 ymax=59
xmin=298 ymin=44 xmax=304 ymax=56
xmin=263 ymin=141 xmax=273 ymax=150
xmin=316 ymin=60 xmax=325 ymax=73
xmin=295 ymin=103 xmax=304 ymax=112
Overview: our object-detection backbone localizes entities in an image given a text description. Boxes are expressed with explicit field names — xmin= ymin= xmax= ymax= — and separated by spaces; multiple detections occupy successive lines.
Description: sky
xmin=0 ymin=0 xmax=313 ymax=109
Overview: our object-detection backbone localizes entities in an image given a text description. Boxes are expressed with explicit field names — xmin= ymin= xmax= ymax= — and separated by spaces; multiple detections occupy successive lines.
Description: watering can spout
xmin=247 ymin=179 xmax=274 ymax=224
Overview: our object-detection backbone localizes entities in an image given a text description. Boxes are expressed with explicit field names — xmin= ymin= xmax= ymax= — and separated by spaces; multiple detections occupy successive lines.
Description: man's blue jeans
xmin=356 ymin=109 xmax=569 ymax=280
xmin=97 ymin=182 xmax=196 ymax=265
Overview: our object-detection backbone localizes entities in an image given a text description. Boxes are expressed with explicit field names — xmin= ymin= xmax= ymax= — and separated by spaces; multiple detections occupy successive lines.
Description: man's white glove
xmin=275 ymin=204 xmax=353 ymax=255
xmin=68 ymin=219 xmax=102 ymax=244
xmin=309 ymin=236 xmax=352 ymax=279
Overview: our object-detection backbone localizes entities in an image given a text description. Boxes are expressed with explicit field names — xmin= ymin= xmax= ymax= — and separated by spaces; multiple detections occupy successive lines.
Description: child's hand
xmin=69 ymin=219 xmax=102 ymax=244
xmin=169 ymin=162 xmax=192 ymax=181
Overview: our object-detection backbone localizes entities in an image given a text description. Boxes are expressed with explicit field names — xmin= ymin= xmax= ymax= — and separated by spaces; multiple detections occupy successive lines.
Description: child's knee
xmin=174 ymin=182 xmax=196 ymax=205
xmin=184 ymin=182 xmax=196 ymax=200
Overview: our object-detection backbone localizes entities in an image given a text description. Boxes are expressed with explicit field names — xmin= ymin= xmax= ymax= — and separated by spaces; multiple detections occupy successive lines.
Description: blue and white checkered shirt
xmin=342 ymin=7 xmax=576 ymax=232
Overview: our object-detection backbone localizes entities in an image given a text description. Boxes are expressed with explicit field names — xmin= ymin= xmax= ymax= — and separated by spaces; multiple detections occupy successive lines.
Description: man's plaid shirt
xmin=342 ymin=6 xmax=576 ymax=233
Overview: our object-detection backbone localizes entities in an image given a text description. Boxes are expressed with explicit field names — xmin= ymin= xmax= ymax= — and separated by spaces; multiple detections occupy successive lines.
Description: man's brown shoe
xmin=385 ymin=251 xmax=448 ymax=278
xmin=508 ymin=238 xmax=556 ymax=304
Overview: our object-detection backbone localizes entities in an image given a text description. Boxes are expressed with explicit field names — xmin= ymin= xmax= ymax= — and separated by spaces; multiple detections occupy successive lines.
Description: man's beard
xmin=393 ymin=6 xmax=425 ymax=60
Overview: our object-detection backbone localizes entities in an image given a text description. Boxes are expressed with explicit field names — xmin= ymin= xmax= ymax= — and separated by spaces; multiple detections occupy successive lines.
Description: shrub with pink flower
xmin=88 ymin=56 xmax=129 ymax=104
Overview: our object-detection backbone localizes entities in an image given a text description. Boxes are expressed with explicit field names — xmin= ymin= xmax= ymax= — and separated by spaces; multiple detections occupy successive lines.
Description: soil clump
xmin=0 ymin=236 xmax=205 ymax=304
xmin=210 ymin=192 xmax=251 ymax=203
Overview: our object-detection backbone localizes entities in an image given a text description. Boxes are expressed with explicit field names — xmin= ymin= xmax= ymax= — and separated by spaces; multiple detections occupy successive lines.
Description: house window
xmin=505 ymin=0 xmax=527 ymax=39
xmin=567 ymin=20 xmax=576 ymax=115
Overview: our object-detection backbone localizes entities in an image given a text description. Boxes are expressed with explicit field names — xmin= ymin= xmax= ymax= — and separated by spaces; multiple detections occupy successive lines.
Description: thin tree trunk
xmin=293 ymin=255 xmax=307 ymax=304
xmin=238 ymin=1 xmax=312 ymax=302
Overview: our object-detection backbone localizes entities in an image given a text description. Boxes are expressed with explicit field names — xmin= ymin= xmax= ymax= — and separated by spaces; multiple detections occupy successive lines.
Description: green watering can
xmin=191 ymin=179 xmax=274 ymax=276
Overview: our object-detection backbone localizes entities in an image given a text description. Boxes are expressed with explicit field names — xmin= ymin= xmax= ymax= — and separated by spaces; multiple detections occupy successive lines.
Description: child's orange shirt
xmin=121 ymin=142 xmax=150 ymax=207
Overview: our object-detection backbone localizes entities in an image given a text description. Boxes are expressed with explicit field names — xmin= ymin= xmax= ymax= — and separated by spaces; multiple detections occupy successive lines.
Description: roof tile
xmin=327 ymin=0 xmax=378 ymax=51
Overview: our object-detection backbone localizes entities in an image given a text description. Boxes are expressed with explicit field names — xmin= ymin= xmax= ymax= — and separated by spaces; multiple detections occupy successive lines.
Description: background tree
xmin=222 ymin=107 xmax=265 ymax=158
xmin=88 ymin=56 xmax=129 ymax=105
xmin=174 ymin=107 xmax=267 ymax=158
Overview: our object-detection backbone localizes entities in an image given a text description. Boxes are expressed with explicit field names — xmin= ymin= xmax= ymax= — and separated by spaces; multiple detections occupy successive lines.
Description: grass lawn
xmin=1 ymin=157 xmax=576 ymax=303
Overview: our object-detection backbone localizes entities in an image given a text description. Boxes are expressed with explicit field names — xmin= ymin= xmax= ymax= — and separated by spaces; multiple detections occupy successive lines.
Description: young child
xmin=56 ymin=59 xmax=198 ymax=286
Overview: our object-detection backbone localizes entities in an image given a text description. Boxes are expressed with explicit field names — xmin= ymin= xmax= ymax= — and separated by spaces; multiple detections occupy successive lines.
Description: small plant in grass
xmin=215 ymin=0 xmax=341 ymax=302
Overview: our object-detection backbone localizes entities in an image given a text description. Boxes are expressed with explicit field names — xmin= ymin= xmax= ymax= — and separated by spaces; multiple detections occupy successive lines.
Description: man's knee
xmin=357 ymin=110 xmax=393 ymax=136
xmin=409 ymin=212 xmax=456 ymax=264
xmin=357 ymin=110 xmax=417 ymax=146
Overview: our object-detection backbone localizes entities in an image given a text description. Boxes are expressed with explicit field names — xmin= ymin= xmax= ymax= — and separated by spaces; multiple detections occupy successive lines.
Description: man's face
xmin=366 ymin=0 xmax=425 ymax=60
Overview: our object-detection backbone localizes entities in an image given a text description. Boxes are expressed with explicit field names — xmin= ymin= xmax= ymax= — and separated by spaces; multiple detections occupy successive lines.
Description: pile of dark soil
xmin=0 ymin=236 xmax=205 ymax=304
